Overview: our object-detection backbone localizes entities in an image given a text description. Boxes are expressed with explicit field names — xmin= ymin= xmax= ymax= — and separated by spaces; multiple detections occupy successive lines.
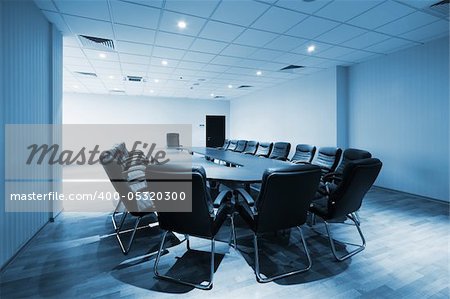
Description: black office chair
xmin=290 ymin=144 xmax=316 ymax=164
xmin=152 ymin=166 xmax=233 ymax=290
xmin=243 ymin=141 xmax=259 ymax=155
xmin=312 ymin=147 xmax=342 ymax=176
xmin=227 ymin=140 xmax=238 ymax=151
xmin=268 ymin=142 xmax=291 ymax=161
xmin=233 ymin=140 xmax=247 ymax=153
xmin=218 ymin=139 xmax=230 ymax=150
xmin=167 ymin=133 xmax=182 ymax=148
xmin=323 ymin=148 xmax=372 ymax=183
xmin=236 ymin=164 xmax=321 ymax=282
xmin=101 ymin=148 xmax=155 ymax=255
xmin=254 ymin=142 xmax=273 ymax=158
xmin=310 ymin=158 xmax=382 ymax=261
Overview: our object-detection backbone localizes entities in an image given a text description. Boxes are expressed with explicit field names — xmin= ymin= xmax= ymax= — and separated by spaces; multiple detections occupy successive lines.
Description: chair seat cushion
xmin=309 ymin=197 xmax=331 ymax=219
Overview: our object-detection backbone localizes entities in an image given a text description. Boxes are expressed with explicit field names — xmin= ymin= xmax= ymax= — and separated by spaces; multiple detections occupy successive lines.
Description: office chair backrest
xmin=243 ymin=141 xmax=259 ymax=155
xmin=291 ymin=144 xmax=316 ymax=163
xmin=166 ymin=133 xmax=180 ymax=148
xmin=335 ymin=148 xmax=372 ymax=174
xmin=313 ymin=147 xmax=343 ymax=175
xmin=255 ymin=142 xmax=273 ymax=157
xmin=234 ymin=140 xmax=247 ymax=152
xmin=255 ymin=164 xmax=321 ymax=233
xmin=329 ymin=158 xmax=382 ymax=219
xmin=227 ymin=140 xmax=238 ymax=151
xmin=269 ymin=142 xmax=291 ymax=160
xmin=221 ymin=139 xmax=230 ymax=149
xmin=151 ymin=166 xmax=216 ymax=238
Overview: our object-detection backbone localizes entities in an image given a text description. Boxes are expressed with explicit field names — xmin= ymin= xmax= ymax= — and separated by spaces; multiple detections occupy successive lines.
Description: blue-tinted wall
xmin=348 ymin=37 xmax=449 ymax=201
xmin=1 ymin=0 xmax=63 ymax=268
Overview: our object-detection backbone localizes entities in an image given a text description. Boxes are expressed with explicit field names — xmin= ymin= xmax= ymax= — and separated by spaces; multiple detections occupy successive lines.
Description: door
xmin=206 ymin=115 xmax=225 ymax=147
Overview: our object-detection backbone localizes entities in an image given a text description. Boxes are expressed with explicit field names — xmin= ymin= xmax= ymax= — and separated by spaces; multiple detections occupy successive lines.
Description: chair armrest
xmin=273 ymin=156 xmax=287 ymax=161
xmin=292 ymin=160 xmax=309 ymax=165
xmin=236 ymin=195 xmax=257 ymax=220
xmin=322 ymin=172 xmax=343 ymax=183
xmin=213 ymin=190 xmax=232 ymax=208
xmin=235 ymin=188 xmax=255 ymax=206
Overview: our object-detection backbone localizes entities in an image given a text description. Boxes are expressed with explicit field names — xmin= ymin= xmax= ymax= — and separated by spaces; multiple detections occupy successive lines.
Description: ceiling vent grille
xmin=124 ymin=76 xmax=145 ymax=82
xmin=237 ymin=85 xmax=253 ymax=89
xmin=214 ymin=95 xmax=225 ymax=99
xmin=74 ymin=71 xmax=97 ymax=77
xmin=79 ymin=35 xmax=115 ymax=51
xmin=279 ymin=65 xmax=305 ymax=73
xmin=424 ymin=0 xmax=449 ymax=18
xmin=109 ymin=89 xmax=125 ymax=93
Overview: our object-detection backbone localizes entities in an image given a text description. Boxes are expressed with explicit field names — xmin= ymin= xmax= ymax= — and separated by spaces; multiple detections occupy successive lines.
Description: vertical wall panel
xmin=1 ymin=0 xmax=62 ymax=268
xmin=348 ymin=37 xmax=449 ymax=201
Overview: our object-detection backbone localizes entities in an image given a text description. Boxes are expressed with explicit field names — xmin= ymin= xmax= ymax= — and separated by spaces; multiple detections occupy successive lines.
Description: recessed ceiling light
xmin=228 ymin=84 xmax=233 ymax=89
xmin=108 ymin=75 xmax=115 ymax=79
xmin=210 ymin=93 xmax=215 ymax=97
xmin=177 ymin=20 xmax=187 ymax=29
xmin=161 ymin=60 xmax=168 ymax=66
xmin=150 ymin=90 xmax=154 ymax=93
xmin=256 ymin=70 xmax=262 ymax=76
xmin=73 ymin=85 xmax=79 ymax=89
xmin=154 ymin=79 xmax=159 ymax=83
xmin=307 ymin=45 xmax=316 ymax=53
xmin=99 ymin=53 xmax=107 ymax=59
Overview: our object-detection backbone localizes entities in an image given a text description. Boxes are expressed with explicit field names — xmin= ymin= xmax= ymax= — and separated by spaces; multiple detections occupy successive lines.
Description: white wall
xmin=1 ymin=0 xmax=62 ymax=268
xmin=348 ymin=37 xmax=449 ymax=202
xmin=230 ymin=67 xmax=338 ymax=156
xmin=63 ymin=93 xmax=230 ymax=147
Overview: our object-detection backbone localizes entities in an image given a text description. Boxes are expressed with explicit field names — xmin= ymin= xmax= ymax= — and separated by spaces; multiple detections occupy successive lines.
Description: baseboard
xmin=372 ymin=185 xmax=450 ymax=205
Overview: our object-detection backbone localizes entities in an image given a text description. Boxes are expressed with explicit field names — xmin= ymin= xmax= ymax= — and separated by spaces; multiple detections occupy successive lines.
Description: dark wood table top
xmin=188 ymin=147 xmax=291 ymax=183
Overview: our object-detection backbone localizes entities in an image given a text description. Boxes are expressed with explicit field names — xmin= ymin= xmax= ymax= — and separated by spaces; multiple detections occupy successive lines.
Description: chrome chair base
xmin=253 ymin=226 xmax=312 ymax=283
xmin=319 ymin=213 xmax=366 ymax=261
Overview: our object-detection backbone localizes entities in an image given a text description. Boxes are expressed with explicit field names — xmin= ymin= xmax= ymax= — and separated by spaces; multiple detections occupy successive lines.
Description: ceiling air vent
xmin=74 ymin=71 xmax=97 ymax=77
xmin=79 ymin=35 xmax=115 ymax=51
xmin=279 ymin=65 xmax=305 ymax=73
xmin=124 ymin=76 xmax=145 ymax=82
xmin=214 ymin=95 xmax=225 ymax=99
xmin=109 ymin=89 xmax=125 ymax=93
xmin=424 ymin=0 xmax=449 ymax=18
xmin=237 ymin=85 xmax=253 ymax=89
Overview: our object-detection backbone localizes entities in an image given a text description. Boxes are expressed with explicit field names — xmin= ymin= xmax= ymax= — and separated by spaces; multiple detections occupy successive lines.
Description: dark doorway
xmin=206 ymin=115 xmax=225 ymax=147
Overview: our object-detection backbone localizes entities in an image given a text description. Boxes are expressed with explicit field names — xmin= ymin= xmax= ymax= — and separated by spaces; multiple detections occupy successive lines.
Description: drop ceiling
xmin=34 ymin=0 xmax=449 ymax=99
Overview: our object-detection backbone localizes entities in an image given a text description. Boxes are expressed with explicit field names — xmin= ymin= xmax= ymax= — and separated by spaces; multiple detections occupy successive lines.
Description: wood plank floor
xmin=1 ymin=187 xmax=449 ymax=298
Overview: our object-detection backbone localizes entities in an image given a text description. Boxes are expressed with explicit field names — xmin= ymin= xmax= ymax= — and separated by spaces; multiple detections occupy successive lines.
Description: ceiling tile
xmin=211 ymin=0 xmax=269 ymax=26
xmin=274 ymin=52 xmax=305 ymax=64
xmin=202 ymin=64 xmax=230 ymax=73
xmin=264 ymin=35 xmax=307 ymax=51
xmin=233 ymin=29 xmax=278 ymax=47
xmin=338 ymin=49 xmax=380 ymax=63
xmin=376 ymin=11 xmax=440 ymax=36
xmin=115 ymin=40 xmax=152 ymax=55
xmin=150 ymin=57 xmax=178 ymax=67
xmin=122 ymin=0 xmax=164 ymax=8
xmin=258 ymin=61 xmax=287 ymax=71
xmin=251 ymin=48 xmax=284 ymax=61
xmin=114 ymin=24 xmax=155 ymax=44
xmin=64 ymin=15 xmax=114 ymax=38
xmin=276 ymin=0 xmax=331 ymax=14
xmin=64 ymin=56 xmax=91 ymax=67
xmin=318 ymin=46 xmax=356 ymax=59
xmin=110 ymin=0 xmax=160 ymax=29
xmin=401 ymin=20 xmax=449 ymax=42
xmin=364 ymin=37 xmax=416 ymax=54
xmin=199 ymin=21 xmax=245 ymax=42
xmin=64 ymin=46 xmax=86 ymax=58
xmin=316 ymin=24 xmax=367 ymax=44
xmin=220 ymin=44 xmax=257 ymax=58
xmin=177 ymin=61 xmax=206 ymax=70
xmin=287 ymin=16 xmax=339 ymax=39
xmin=395 ymin=0 xmax=437 ymax=9
xmin=54 ymin=0 xmax=110 ymax=21
xmin=158 ymin=11 xmax=207 ymax=36
xmin=347 ymin=0 xmax=416 ymax=29
xmin=183 ymin=51 xmax=215 ymax=63
xmin=236 ymin=58 xmax=266 ymax=68
xmin=210 ymin=55 xmax=242 ymax=66
xmin=341 ymin=32 xmax=389 ymax=49
xmin=155 ymin=32 xmax=195 ymax=50
xmin=314 ymin=0 xmax=381 ymax=22
xmin=189 ymin=38 xmax=228 ymax=54
xmin=152 ymin=46 xmax=185 ymax=59
xmin=90 ymin=60 xmax=121 ymax=71
xmin=252 ymin=6 xmax=307 ymax=33
xmin=63 ymin=36 xmax=80 ymax=47
xmin=164 ymin=0 xmax=219 ymax=18
xmin=121 ymin=62 xmax=148 ymax=73
xmin=84 ymin=49 xmax=119 ymax=61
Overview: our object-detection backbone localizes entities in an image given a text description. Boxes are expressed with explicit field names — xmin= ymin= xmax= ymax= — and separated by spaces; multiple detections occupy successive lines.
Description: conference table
xmin=187 ymin=147 xmax=292 ymax=183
